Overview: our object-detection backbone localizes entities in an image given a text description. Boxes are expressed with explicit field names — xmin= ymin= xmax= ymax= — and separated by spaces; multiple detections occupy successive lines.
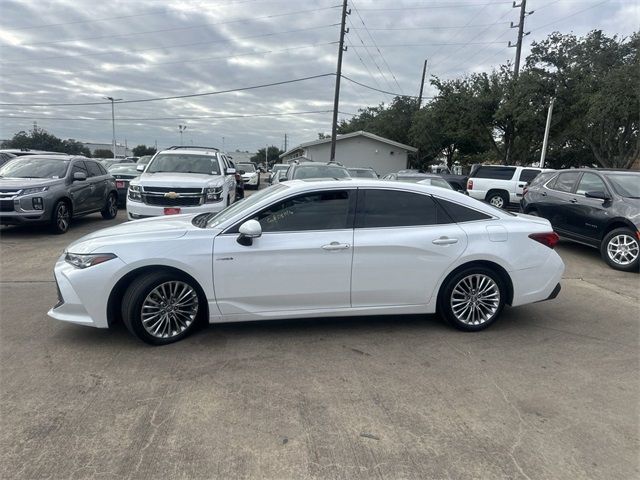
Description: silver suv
xmin=0 ymin=155 xmax=118 ymax=233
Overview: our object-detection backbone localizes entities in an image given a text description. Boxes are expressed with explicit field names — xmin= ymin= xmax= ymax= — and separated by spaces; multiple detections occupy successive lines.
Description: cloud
xmin=0 ymin=0 xmax=633 ymax=152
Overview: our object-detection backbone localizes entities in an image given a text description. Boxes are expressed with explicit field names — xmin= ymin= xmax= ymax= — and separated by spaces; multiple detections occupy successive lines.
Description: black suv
xmin=521 ymin=169 xmax=639 ymax=271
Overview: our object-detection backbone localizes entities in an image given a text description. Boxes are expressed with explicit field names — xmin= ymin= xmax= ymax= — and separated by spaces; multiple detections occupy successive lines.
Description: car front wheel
xmin=50 ymin=200 xmax=71 ymax=234
xmin=439 ymin=267 xmax=506 ymax=331
xmin=601 ymin=228 xmax=639 ymax=272
xmin=121 ymin=271 xmax=204 ymax=345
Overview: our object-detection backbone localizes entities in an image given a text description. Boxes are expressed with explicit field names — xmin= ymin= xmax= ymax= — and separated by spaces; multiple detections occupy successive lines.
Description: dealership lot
xmin=1 ymin=192 xmax=638 ymax=479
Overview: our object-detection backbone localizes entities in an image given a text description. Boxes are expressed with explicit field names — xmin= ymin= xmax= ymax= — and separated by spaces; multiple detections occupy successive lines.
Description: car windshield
xmin=419 ymin=178 xmax=453 ymax=189
xmin=147 ymin=154 xmax=220 ymax=175
xmin=202 ymin=183 xmax=289 ymax=228
xmin=397 ymin=175 xmax=429 ymax=183
xmin=292 ymin=165 xmax=350 ymax=179
xmin=238 ymin=163 xmax=256 ymax=172
xmin=605 ymin=173 xmax=640 ymax=198
xmin=108 ymin=164 xmax=139 ymax=175
xmin=348 ymin=169 xmax=377 ymax=178
xmin=272 ymin=165 xmax=288 ymax=172
xmin=138 ymin=156 xmax=152 ymax=165
xmin=0 ymin=157 xmax=69 ymax=179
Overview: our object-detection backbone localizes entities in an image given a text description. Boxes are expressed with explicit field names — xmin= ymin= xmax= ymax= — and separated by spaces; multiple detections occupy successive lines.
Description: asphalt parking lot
xmin=1 ymin=182 xmax=638 ymax=479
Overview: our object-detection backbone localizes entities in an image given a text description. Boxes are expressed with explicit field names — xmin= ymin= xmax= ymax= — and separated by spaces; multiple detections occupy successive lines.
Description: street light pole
xmin=178 ymin=125 xmax=187 ymax=145
xmin=104 ymin=97 xmax=122 ymax=159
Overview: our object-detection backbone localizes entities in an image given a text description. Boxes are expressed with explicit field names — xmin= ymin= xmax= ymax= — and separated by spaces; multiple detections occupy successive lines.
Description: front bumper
xmin=0 ymin=210 xmax=48 ymax=225
xmin=48 ymin=254 xmax=127 ymax=328
xmin=126 ymin=199 xmax=226 ymax=220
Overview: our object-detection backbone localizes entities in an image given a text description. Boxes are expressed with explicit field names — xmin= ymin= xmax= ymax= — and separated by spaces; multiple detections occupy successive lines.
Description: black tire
xmin=50 ymin=200 xmax=71 ymax=234
xmin=600 ymin=227 xmax=639 ymax=272
xmin=121 ymin=271 xmax=205 ymax=345
xmin=438 ymin=266 xmax=507 ymax=331
xmin=101 ymin=192 xmax=118 ymax=219
xmin=486 ymin=191 xmax=509 ymax=209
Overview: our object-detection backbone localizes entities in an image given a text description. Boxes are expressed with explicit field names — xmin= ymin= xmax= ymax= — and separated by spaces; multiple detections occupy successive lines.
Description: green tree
xmin=93 ymin=149 xmax=114 ymax=158
xmin=1 ymin=127 xmax=91 ymax=156
xmin=251 ymin=146 xmax=283 ymax=166
xmin=132 ymin=145 xmax=157 ymax=157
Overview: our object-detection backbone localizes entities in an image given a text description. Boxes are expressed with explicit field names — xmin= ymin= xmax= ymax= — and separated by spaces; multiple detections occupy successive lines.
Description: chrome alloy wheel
xmin=107 ymin=195 xmax=117 ymax=216
xmin=607 ymin=234 xmax=639 ymax=266
xmin=56 ymin=203 xmax=70 ymax=231
xmin=450 ymin=274 xmax=501 ymax=326
xmin=489 ymin=195 xmax=504 ymax=208
xmin=141 ymin=281 xmax=199 ymax=339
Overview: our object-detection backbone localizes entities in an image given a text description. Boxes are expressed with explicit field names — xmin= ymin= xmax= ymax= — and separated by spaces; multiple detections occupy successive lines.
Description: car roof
xmin=158 ymin=148 xmax=219 ymax=156
xmin=7 ymin=154 xmax=80 ymax=161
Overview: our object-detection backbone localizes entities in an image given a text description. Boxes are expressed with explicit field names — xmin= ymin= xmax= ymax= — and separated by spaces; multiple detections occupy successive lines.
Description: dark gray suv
xmin=0 ymin=155 xmax=118 ymax=233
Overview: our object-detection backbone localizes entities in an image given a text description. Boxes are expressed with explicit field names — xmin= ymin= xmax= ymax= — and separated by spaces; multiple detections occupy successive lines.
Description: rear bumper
xmin=510 ymin=251 xmax=565 ymax=307
xmin=543 ymin=283 xmax=561 ymax=301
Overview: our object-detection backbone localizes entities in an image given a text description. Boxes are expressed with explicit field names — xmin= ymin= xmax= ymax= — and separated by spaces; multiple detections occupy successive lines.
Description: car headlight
xmin=65 ymin=252 xmax=117 ymax=269
xmin=20 ymin=186 xmax=48 ymax=196
xmin=128 ymin=184 xmax=141 ymax=201
xmin=205 ymin=186 xmax=223 ymax=203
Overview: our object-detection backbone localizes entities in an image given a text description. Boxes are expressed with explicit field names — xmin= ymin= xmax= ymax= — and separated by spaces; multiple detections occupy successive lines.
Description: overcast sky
xmin=0 ymin=0 xmax=636 ymax=152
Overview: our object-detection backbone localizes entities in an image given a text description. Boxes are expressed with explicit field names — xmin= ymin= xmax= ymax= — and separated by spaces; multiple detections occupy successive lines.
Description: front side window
xmin=86 ymin=161 xmax=103 ymax=177
xmin=251 ymin=190 xmax=353 ymax=232
xmin=576 ymin=173 xmax=607 ymax=196
xmin=519 ymin=168 xmax=541 ymax=183
xmin=605 ymin=173 xmax=640 ymax=198
xmin=552 ymin=172 xmax=581 ymax=193
xmin=474 ymin=166 xmax=516 ymax=180
xmin=146 ymin=154 xmax=221 ymax=175
xmin=356 ymin=189 xmax=447 ymax=228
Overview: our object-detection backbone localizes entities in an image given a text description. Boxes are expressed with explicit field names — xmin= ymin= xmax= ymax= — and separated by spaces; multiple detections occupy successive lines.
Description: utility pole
xmin=265 ymin=145 xmax=268 ymax=168
xmin=539 ymin=97 xmax=555 ymax=169
xmin=417 ymin=59 xmax=428 ymax=109
xmin=330 ymin=0 xmax=350 ymax=162
xmin=104 ymin=96 xmax=122 ymax=159
xmin=284 ymin=133 xmax=288 ymax=152
xmin=505 ymin=0 xmax=532 ymax=164
xmin=178 ymin=124 xmax=187 ymax=145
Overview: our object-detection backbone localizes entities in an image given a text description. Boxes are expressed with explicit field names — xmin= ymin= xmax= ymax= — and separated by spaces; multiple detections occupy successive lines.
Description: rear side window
xmin=519 ymin=168 xmax=541 ymax=183
xmin=436 ymin=198 xmax=491 ymax=223
xmin=85 ymin=161 xmax=103 ymax=177
xmin=552 ymin=172 xmax=581 ymax=193
xmin=356 ymin=189 xmax=448 ymax=228
xmin=473 ymin=166 xmax=516 ymax=180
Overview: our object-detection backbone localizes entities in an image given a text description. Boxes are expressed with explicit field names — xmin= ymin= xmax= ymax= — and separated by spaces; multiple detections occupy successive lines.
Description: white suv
xmin=126 ymin=146 xmax=236 ymax=220
xmin=466 ymin=165 xmax=554 ymax=208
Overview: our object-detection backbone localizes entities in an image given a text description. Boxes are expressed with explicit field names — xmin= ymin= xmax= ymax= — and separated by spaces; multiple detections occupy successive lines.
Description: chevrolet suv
xmin=126 ymin=146 xmax=237 ymax=220
xmin=0 ymin=155 xmax=118 ymax=233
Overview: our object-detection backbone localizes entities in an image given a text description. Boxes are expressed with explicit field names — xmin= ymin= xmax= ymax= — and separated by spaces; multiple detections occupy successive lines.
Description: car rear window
xmin=436 ymin=198 xmax=492 ymax=222
xmin=473 ymin=166 xmax=516 ymax=180
xmin=519 ymin=168 xmax=541 ymax=183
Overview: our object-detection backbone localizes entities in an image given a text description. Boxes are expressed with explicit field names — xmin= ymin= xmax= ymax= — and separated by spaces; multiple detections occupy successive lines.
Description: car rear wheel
xmin=121 ymin=271 xmax=204 ymax=345
xmin=486 ymin=191 xmax=508 ymax=209
xmin=50 ymin=200 xmax=71 ymax=234
xmin=101 ymin=192 xmax=118 ymax=219
xmin=601 ymin=228 xmax=639 ymax=272
xmin=439 ymin=267 xmax=506 ymax=331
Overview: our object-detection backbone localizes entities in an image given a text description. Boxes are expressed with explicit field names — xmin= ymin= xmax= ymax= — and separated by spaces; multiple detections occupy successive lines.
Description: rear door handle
xmin=322 ymin=242 xmax=350 ymax=251
xmin=569 ymin=198 xmax=578 ymax=203
xmin=432 ymin=237 xmax=459 ymax=245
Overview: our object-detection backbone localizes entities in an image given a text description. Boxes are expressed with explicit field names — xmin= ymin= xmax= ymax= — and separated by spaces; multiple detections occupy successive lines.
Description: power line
xmin=529 ymin=0 xmax=611 ymax=32
xmin=5 ymin=5 xmax=341 ymax=48
xmin=356 ymin=1 xmax=513 ymax=10
xmin=341 ymin=74 xmax=424 ymax=98
xmin=350 ymin=41 xmax=506 ymax=47
xmin=351 ymin=23 xmax=511 ymax=31
xmin=0 ymin=73 xmax=335 ymax=106
xmin=346 ymin=16 xmax=391 ymax=90
xmin=344 ymin=38 xmax=382 ymax=89
xmin=0 ymin=23 xmax=340 ymax=65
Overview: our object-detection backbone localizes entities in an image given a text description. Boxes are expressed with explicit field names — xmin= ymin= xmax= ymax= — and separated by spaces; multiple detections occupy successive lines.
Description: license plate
xmin=116 ymin=180 xmax=125 ymax=188
xmin=164 ymin=207 xmax=181 ymax=215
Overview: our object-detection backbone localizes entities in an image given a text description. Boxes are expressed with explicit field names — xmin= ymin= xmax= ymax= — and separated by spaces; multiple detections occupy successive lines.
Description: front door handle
xmin=432 ymin=237 xmax=459 ymax=245
xmin=569 ymin=198 xmax=578 ymax=203
xmin=322 ymin=242 xmax=350 ymax=251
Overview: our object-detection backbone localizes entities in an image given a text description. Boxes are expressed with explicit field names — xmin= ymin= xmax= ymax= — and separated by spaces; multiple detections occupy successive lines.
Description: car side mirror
xmin=136 ymin=164 xmax=145 ymax=172
xmin=585 ymin=190 xmax=610 ymax=201
xmin=237 ymin=219 xmax=262 ymax=246
xmin=226 ymin=168 xmax=236 ymax=175
xmin=73 ymin=171 xmax=87 ymax=182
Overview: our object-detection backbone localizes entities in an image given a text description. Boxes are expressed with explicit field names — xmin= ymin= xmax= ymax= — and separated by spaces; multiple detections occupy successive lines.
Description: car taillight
xmin=523 ymin=185 xmax=529 ymax=196
xmin=529 ymin=232 xmax=559 ymax=249
xmin=467 ymin=179 xmax=473 ymax=190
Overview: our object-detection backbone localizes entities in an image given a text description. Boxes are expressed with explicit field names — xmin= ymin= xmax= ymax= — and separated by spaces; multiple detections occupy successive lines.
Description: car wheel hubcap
xmin=108 ymin=195 xmax=117 ymax=215
xmin=607 ymin=234 xmax=639 ymax=266
xmin=141 ymin=281 xmax=199 ymax=339
xmin=450 ymin=274 xmax=500 ymax=326
xmin=490 ymin=196 xmax=504 ymax=208
xmin=57 ymin=204 xmax=69 ymax=230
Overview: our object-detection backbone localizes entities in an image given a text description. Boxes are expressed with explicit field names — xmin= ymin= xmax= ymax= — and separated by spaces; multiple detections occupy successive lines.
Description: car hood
xmin=136 ymin=172 xmax=224 ymax=188
xmin=0 ymin=178 xmax=64 ymax=190
xmin=66 ymin=215 xmax=196 ymax=254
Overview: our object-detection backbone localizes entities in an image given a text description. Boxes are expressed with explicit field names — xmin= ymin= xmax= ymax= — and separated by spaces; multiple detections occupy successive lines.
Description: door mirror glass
xmin=226 ymin=168 xmax=236 ymax=175
xmin=584 ymin=190 xmax=610 ymax=200
xmin=73 ymin=171 xmax=87 ymax=182
xmin=237 ymin=219 xmax=262 ymax=246
xmin=136 ymin=164 xmax=145 ymax=172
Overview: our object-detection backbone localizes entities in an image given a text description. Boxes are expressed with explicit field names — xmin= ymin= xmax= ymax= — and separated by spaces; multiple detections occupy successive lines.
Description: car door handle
xmin=432 ymin=237 xmax=459 ymax=245
xmin=569 ymin=198 xmax=578 ymax=203
xmin=322 ymin=242 xmax=350 ymax=251
xmin=541 ymin=191 xmax=547 ymax=196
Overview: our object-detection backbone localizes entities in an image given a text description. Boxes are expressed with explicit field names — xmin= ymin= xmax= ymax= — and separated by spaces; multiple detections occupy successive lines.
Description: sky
xmin=0 ymin=0 xmax=637 ymax=153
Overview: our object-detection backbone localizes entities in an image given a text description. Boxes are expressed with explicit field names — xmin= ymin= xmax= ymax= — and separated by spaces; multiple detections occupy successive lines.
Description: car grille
xmin=0 ymin=200 xmax=14 ymax=212
xmin=143 ymin=187 xmax=202 ymax=194
xmin=139 ymin=186 xmax=204 ymax=207
xmin=143 ymin=196 xmax=202 ymax=207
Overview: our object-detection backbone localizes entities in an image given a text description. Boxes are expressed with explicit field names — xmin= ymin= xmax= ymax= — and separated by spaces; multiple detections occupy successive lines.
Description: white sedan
xmin=49 ymin=179 xmax=564 ymax=345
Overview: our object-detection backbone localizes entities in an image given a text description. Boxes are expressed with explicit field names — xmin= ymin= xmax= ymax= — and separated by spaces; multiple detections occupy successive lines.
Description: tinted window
xmin=252 ymin=190 xmax=352 ymax=232
xmin=147 ymin=154 xmax=221 ymax=175
xmin=356 ymin=189 xmax=447 ymax=228
xmin=473 ymin=166 xmax=516 ymax=180
xmin=71 ymin=161 xmax=88 ymax=177
xmin=85 ymin=161 xmax=103 ymax=177
xmin=437 ymin=198 xmax=491 ymax=222
xmin=552 ymin=172 xmax=580 ymax=193
xmin=576 ymin=173 xmax=607 ymax=195
xmin=605 ymin=173 xmax=640 ymax=198
xmin=0 ymin=158 xmax=69 ymax=179
xmin=292 ymin=165 xmax=350 ymax=180
xmin=519 ymin=168 xmax=541 ymax=183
